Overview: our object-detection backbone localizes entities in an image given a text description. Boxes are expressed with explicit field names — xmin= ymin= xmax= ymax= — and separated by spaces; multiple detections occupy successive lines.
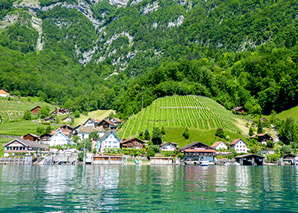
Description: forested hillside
xmin=0 ymin=0 xmax=298 ymax=118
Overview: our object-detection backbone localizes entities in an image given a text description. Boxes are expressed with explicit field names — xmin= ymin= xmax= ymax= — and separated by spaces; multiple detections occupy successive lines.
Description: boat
xmin=233 ymin=162 xmax=240 ymax=166
xmin=200 ymin=160 xmax=209 ymax=166
xmin=135 ymin=159 xmax=139 ymax=164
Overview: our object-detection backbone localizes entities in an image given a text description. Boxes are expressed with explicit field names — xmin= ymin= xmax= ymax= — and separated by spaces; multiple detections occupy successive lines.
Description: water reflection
xmin=1 ymin=165 xmax=298 ymax=211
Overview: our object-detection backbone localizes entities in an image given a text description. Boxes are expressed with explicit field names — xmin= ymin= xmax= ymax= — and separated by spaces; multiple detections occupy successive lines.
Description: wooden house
xmin=0 ymin=89 xmax=9 ymax=97
xmin=249 ymin=133 xmax=273 ymax=144
xmin=230 ymin=139 xmax=248 ymax=153
xmin=232 ymin=106 xmax=247 ymax=114
xmin=50 ymin=108 xmax=69 ymax=115
xmin=211 ymin=141 xmax=228 ymax=150
xmin=120 ymin=138 xmax=145 ymax=149
xmin=23 ymin=133 xmax=40 ymax=142
xmin=180 ymin=142 xmax=216 ymax=162
xmin=3 ymin=139 xmax=49 ymax=156
xmin=98 ymin=119 xmax=116 ymax=130
xmin=30 ymin=106 xmax=41 ymax=114
xmin=159 ymin=142 xmax=178 ymax=151
xmin=82 ymin=118 xmax=101 ymax=127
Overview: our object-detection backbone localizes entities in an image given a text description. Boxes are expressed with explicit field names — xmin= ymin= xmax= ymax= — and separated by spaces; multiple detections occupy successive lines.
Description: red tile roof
xmin=211 ymin=141 xmax=223 ymax=148
xmin=0 ymin=89 xmax=8 ymax=95
xmin=184 ymin=149 xmax=216 ymax=153
xmin=230 ymin=138 xmax=246 ymax=145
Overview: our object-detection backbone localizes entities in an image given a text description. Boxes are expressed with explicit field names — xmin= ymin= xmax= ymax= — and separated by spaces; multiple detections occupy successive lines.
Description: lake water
xmin=0 ymin=165 xmax=298 ymax=212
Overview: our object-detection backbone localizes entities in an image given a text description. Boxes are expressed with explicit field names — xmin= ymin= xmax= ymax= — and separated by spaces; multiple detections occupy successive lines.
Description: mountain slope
xmin=119 ymin=95 xmax=239 ymax=139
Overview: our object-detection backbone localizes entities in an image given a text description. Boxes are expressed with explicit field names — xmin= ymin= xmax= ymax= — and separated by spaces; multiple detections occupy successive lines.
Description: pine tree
xmin=257 ymin=120 xmax=263 ymax=134
xmin=249 ymin=126 xmax=254 ymax=136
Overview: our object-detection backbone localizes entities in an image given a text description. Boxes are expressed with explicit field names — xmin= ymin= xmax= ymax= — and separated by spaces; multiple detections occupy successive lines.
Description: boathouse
xmin=150 ymin=157 xmax=173 ymax=165
xmin=92 ymin=155 xmax=125 ymax=164
xmin=180 ymin=142 xmax=216 ymax=162
xmin=120 ymin=138 xmax=145 ymax=149
xmin=235 ymin=154 xmax=264 ymax=165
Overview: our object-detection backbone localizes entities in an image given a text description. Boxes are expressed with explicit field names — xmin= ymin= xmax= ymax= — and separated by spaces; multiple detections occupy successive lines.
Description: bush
xmin=78 ymin=152 xmax=84 ymax=161
xmin=23 ymin=110 xmax=32 ymax=120
xmin=183 ymin=128 xmax=190 ymax=139
xmin=265 ymin=154 xmax=279 ymax=163
xmin=215 ymin=128 xmax=225 ymax=138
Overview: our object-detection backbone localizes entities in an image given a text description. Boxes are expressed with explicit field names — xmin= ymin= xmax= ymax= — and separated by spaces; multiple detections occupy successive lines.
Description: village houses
xmin=230 ymin=139 xmax=248 ymax=153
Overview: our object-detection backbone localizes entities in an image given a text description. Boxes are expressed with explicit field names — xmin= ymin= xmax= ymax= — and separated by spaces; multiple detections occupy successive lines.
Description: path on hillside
xmin=271 ymin=124 xmax=280 ymax=142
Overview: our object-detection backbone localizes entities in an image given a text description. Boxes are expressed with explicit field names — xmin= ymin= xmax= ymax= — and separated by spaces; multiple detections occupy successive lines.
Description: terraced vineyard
xmin=0 ymin=97 xmax=55 ymax=121
xmin=120 ymin=95 xmax=238 ymax=139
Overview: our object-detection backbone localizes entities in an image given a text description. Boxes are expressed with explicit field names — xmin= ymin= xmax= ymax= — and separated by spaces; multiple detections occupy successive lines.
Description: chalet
xmin=3 ymin=139 xmax=49 ymax=156
xmin=230 ymin=139 xmax=248 ymax=153
xmin=72 ymin=124 xmax=81 ymax=135
xmin=44 ymin=116 xmax=54 ymax=122
xmin=249 ymin=133 xmax=273 ymax=144
xmin=23 ymin=133 xmax=40 ymax=142
xmin=50 ymin=108 xmax=69 ymax=115
xmin=180 ymin=142 xmax=216 ymax=162
xmin=30 ymin=106 xmax=41 ymax=114
xmin=211 ymin=141 xmax=228 ymax=150
xmin=40 ymin=133 xmax=51 ymax=142
xmin=97 ymin=131 xmax=121 ymax=153
xmin=98 ymin=119 xmax=116 ymax=130
xmin=51 ymin=125 xmax=73 ymax=137
xmin=47 ymin=129 xmax=73 ymax=146
xmin=61 ymin=116 xmax=73 ymax=123
xmin=83 ymin=118 xmax=101 ymax=127
xmin=110 ymin=117 xmax=122 ymax=125
xmin=120 ymin=138 xmax=145 ymax=149
xmin=0 ymin=89 xmax=9 ymax=97
xmin=159 ymin=142 xmax=178 ymax=151
xmin=232 ymin=106 xmax=247 ymax=114
xmin=77 ymin=126 xmax=105 ymax=140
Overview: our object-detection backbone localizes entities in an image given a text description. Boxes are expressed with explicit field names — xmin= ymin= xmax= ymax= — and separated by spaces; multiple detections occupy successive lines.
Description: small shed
xmin=232 ymin=106 xmax=247 ymax=114
xmin=92 ymin=155 xmax=125 ymax=164
xmin=235 ymin=154 xmax=264 ymax=165
xmin=30 ymin=106 xmax=41 ymax=114
xmin=44 ymin=116 xmax=54 ymax=122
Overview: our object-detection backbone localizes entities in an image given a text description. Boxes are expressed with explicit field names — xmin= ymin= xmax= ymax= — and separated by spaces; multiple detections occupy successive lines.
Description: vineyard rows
xmin=120 ymin=95 xmax=238 ymax=139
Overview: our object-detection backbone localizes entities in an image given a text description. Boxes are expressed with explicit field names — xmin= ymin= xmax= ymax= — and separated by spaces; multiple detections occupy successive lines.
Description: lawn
xmin=276 ymin=105 xmax=298 ymax=121
xmin=0 ymin=137 xmax=11 ymax=157
xmin=0 ymin=120 xmax=55 ymax=136
xmin=163 ymin=127 xmax=244 ymax=147
xmin=74 ymin=109 xmax=116 ymax=126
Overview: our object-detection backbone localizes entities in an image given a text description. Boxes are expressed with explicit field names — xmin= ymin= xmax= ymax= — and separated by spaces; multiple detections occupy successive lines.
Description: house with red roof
xmin=230 ymin=139 xmax=248 ymax=153
xmin=0 ymin=89 xmax=9 ymax=97
xmin=211 ymin=141 xmax=228 ymax=150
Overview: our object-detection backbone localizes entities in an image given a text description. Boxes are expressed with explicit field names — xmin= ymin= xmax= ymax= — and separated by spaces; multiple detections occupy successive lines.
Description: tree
xmin=249 ymin=126 xmax=254 ymax=136
xmin=108 ymin=112 xmax=115 ymax=119
xmin=257 ymin=119 xmax=263 ymax=134
xmin=183 ymin=127 xmax=190 ymax=139
xmin=144 ymin=128 xmax=150 ymax=140
xmin=152 ymin=127 xmax=162 ymax=145
xmin=45 ymin=125 xmax=52 ymax=134
xmin=266 ymin=140 xmax=274 ymax=148
xmin=139 ymin=131 xmax=143 ymax=139
xmin=281 ymin=146 xmax=291 ymax=156
xmin=215 ymin=128 xmax=225 ymax=138
xmin=161 ymin=126 xmax=165 ymax=135
xmin=39 ymin=106 xmax=50 ymax=119
xmin=23 ymin=110 xmax=32 ymax=120
xmin=36 ymin=126 xmax=45 ymax=135
xmin=74 ymin=110 xmax=80 ymax=118
xmin=89 ymin=131 xmax=99 ymax=139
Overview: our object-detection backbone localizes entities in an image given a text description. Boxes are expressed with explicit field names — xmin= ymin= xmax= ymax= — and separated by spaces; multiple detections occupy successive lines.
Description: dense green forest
xmin=0 ymin=0 xmax=298 ymax=118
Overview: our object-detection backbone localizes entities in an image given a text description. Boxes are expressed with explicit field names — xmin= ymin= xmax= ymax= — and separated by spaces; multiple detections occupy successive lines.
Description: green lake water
xmin=0 ymin=165 xmax=298 ymax=212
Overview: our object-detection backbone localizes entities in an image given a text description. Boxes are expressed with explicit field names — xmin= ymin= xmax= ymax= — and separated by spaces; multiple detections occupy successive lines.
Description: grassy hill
xmin=73 ymin=109 xmax=116 ymax=126
xmin=276 ymin=106 xmax=298 ymax=121
xmin=119 ymin=95 xmax=240 ymax=141
xmin=0 ymin=97 xmax=55 ymax=121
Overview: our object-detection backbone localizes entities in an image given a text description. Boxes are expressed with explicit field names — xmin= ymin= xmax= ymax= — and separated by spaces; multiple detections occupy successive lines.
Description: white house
xmin=211 ymin=141 xmax=228 ymax=150
xmin=83 ymin=118 xmax=100 ymax=127
xmin=110 ymin=117 xmax=122 ymax=125
xmin=0 ymin=89 xmax=9 ymax=97
xmin=48 ymin=129 xmax=72 ymax=146
xmin=159 ymin=142 xmax=178 ymax=151
xmin=230 ymin=139 xmax=248 ymax=153
xmin=77 ymin=126 xmax=105 ymax=140
xmin=97 ymin=131 xmax=121 ymax=153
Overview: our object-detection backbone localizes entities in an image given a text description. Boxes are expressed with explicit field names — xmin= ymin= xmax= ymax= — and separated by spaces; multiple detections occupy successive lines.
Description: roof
xmin=77 ymin=126 xmax=105 ymax=133
xmin=232 ymin=106 xmax=246 ymax=111
xmin=230 ymin=138 xmax=246 ymax=145
xmin=180 ymin=141 xmax=215 ymax=151
xmin=121 ymin=138 xmax=145 ymax=144
xmin=60 ymin=124 xmax=73 ymax=130
xmin=30 ymin=106 xmax=41 ymax=111
xmin=249 ymin=133 xmax=272 ymax=139
xmin=184 ymin=149 xmax=216 ymax=153
xmin=44 ymin=116 xmax=54 ymax=120
xmin=4 ymin=139 xmax=49 ymax=149
xmin=62 ymin=116 xmax=72 ymax=121
xmin=0 ymin=89 xmax=8 ymax=95
xmin=112 ymin=117 xmax=122 ymax=123
xmin=23 ymin=133 xmax=40 ymax=140
xmin=100 ymin=130 xmax=120 ymax=142
xmin=211 ymin=141 xmax=225 ymax=148
xmin=99 ymin=119 xmax=114 ymax=126
xmin=235 ymin=154 xmax=264 ymax=159
xmin=159 ymin=142 xmax=178 ymax=147
xmin=92 ymin=118 xmax=102 ymax=123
